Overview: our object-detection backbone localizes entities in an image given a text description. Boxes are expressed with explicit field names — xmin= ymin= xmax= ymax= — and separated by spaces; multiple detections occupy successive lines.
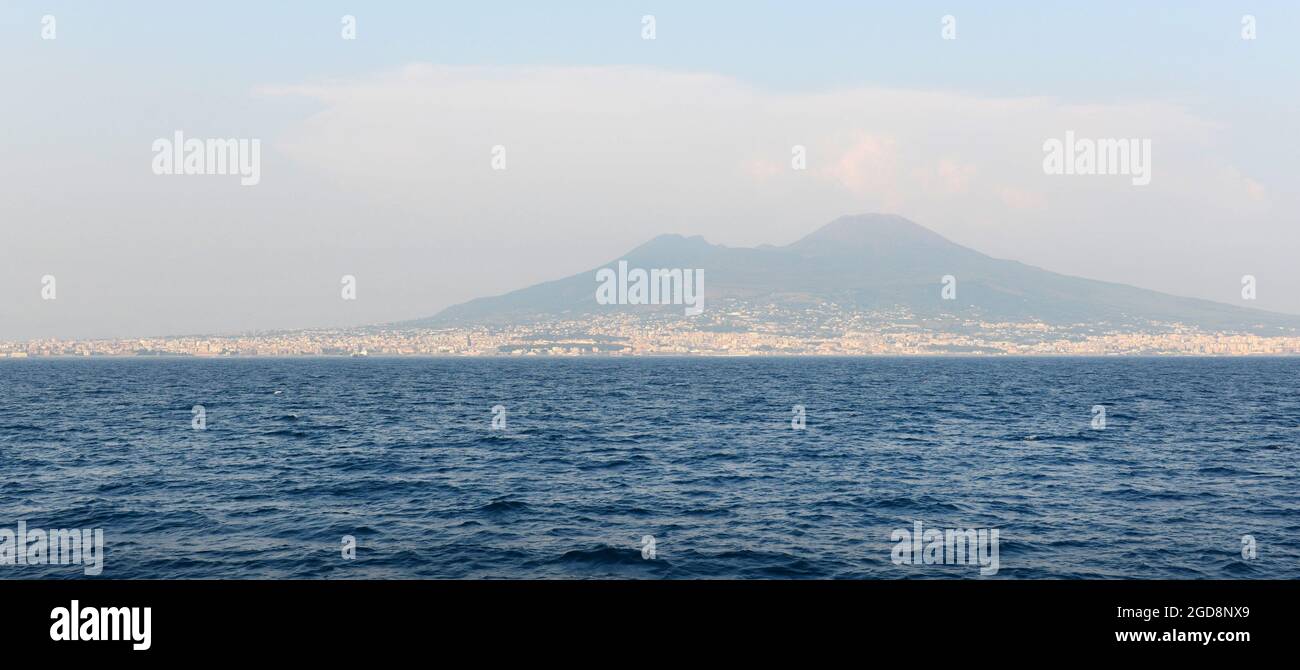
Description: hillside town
xmin=5 ymin=301 xmax=1300 ymax=358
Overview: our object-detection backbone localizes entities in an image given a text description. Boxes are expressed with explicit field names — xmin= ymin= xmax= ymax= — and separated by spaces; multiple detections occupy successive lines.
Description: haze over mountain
xmin=408 ymin=214 xmax=1300 ymax=333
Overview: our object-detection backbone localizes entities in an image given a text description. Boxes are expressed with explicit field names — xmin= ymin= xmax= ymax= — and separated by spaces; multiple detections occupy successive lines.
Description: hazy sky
xmin=2 ymin=1 xmax=1297 ymax=340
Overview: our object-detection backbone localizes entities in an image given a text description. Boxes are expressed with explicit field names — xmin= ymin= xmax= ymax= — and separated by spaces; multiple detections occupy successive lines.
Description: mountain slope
xmin=406 ymin=214 xmax=1300 ymax=332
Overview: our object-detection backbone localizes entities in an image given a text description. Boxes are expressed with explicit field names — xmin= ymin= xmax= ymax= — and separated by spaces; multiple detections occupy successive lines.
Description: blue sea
xmin=1 ymin=357 xmax=1296 ymax=579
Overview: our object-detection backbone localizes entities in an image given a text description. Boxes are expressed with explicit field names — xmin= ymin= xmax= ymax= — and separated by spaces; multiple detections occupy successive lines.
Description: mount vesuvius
xmin=406 ymin=214 xmax=1299 ymax=333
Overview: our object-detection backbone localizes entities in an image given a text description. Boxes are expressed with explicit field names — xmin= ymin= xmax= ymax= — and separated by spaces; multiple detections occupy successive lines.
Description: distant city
xmin=10 ymin=216 xmax=1296 ymax=358
xmin=6 ymin=299 xmax=1299 ymax=357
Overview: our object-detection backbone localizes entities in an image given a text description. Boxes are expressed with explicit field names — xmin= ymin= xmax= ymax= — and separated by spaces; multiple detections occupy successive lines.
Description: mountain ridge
xmin=404 ymin=214 xmax=1299 ymax=332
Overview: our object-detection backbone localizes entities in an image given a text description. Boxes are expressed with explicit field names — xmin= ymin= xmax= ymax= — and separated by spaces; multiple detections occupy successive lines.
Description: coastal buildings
xmin=5 ymin=301 xmax=1300 ymax=358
